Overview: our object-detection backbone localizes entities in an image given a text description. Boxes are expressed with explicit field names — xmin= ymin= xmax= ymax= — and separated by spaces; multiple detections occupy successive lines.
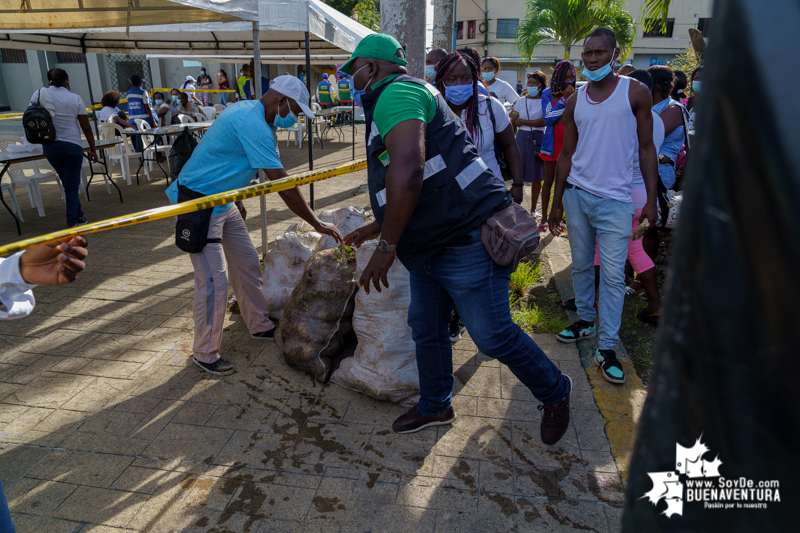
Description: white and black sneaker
xmin=193 ymin=356 xmax=235 ymax=376
xmin=449 ymin=319 xmax=467 ymax=342
xmin=251 ymin=328 xmax=276 ymax=341
xmin=556 ymin=320 xmax=597 ymax=343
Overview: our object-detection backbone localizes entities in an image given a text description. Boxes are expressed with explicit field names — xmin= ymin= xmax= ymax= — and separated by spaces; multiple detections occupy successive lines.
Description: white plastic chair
xmin=134 ymin=119 xmax=171 ymax=176
xmin=177 ymin=114 xmax=196 ymax=124
xmin=98 ymin=122 xmax=148 ymax=185
xmin=201 ymin=106 xmax=217 ymax=120
xmin=213 ymin=104 xmax=226 ymax=115
xmin=1 ymin=182 xmax=24 ymax=222
xmin=0 ymin=140 xmax=64 ymax=217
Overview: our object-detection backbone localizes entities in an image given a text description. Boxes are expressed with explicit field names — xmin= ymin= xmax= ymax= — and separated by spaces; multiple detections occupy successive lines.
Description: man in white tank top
xmin=548 ymin=28 xmax=659 ymax=385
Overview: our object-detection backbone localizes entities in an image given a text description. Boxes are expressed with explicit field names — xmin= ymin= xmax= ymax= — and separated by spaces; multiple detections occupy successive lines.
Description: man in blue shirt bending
xmin=166 ymin=75 xmax=341 ymax=376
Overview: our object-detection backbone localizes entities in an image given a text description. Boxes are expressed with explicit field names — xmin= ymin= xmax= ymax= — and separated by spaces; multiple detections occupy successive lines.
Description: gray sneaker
xmin=193 ymin=356 xmax=235 ymax=376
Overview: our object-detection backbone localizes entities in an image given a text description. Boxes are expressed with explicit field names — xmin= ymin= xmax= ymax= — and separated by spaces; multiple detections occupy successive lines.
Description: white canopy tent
xmin=0 ymin=0 xmax=259 ymax=30
xmin=0 ymin=0 xmax=371 ymax=56
xmin=1 ymin=0 xmax=372 ymax=252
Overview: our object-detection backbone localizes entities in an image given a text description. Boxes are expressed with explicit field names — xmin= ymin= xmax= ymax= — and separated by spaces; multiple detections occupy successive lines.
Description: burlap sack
xmin=274 ymin=247 xmax=358 ymax=382
xmin=331 ymin=242 xmax=420 ymax=406
xmin=261 ymin=231 xmax=319 ymax=320
xmin=295 ymin=206 xmax=373 ymax=251
xmin=262 ymin=206 xmax=371 ymax=320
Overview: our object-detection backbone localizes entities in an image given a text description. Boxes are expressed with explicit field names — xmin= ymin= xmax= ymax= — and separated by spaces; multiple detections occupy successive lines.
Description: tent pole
xmin=253 ymin=22 xmax=268 ymax=260
xmin=81 ymin=39 xmax=98 ymax=137
xmin=305 ymin=31 xmax=314 ymax=209
xmin=352 ymin=98 xmax=355 ymax=160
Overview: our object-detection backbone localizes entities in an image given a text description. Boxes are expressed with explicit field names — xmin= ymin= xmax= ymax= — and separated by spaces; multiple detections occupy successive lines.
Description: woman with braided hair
xmin=434 ymin=49 xmax=524 ymax=342
xmin=539 ymin=60 xmax=576 ymax=231
xmin=434 ymin=50 xmax=523 ymax=185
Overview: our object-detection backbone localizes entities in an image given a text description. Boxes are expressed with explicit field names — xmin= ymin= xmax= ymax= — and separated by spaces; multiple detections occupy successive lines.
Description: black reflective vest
xmin=362 ymin=75 xmax=511 ymax=271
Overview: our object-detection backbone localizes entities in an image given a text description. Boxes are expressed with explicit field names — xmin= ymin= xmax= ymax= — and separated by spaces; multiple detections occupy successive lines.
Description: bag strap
xmin=486 ymin=96 xmax=497 ymax=131
xmin=667 ymin=100 xmax=692 ymax=150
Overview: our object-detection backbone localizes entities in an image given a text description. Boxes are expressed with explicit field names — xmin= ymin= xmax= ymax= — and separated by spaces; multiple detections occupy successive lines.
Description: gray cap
xmin=270 ymin=75 xmax=315 ymax=119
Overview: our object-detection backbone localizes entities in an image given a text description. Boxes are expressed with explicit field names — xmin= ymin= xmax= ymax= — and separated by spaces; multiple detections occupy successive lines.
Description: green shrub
xmin=510 ymin=261 xmax=542 ymax=297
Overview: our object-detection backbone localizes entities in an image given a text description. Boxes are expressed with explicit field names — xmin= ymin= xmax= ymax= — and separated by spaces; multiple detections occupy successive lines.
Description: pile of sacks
xmin=263 ymin=206 xmax=419 ymax=406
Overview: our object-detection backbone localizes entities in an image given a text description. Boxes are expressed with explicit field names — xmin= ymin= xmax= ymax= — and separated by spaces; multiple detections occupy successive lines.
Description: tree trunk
xmin=431 ymin=0 xmax=455 ymax=52
xmin=564 ymin=47 xmax=571 ymax=60
xmin=381 ymin=0 xmax=427 ymax=78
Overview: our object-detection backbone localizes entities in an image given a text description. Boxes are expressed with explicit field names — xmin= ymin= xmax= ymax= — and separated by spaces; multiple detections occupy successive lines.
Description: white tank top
xmin=568 ymin=75 xmax=637 ymax=202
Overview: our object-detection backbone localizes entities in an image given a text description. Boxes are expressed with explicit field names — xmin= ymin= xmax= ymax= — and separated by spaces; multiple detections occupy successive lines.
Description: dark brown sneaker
xmin=538 ymin=375 xmax=572 ymax=445
xmin=392 ymin=405 xmax=457 ymax=434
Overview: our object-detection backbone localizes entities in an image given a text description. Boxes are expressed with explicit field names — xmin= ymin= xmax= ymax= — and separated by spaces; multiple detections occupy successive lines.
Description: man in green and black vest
xmin=337 ymin=72 xmax=353 ymax=105
xmin=317 ymin=73 xmax=334 ymax=109
xmin=339 ymin=34 xmax=572 ymax=444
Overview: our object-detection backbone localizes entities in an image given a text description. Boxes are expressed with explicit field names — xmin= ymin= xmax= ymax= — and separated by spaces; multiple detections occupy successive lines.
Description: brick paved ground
xmin=0 ymin=127 xmax=625 ymax=532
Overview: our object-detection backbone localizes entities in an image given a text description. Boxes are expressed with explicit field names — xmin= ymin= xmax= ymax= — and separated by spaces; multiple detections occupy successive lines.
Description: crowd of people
xmin=18 ymin=29 xmax=696 ymax=451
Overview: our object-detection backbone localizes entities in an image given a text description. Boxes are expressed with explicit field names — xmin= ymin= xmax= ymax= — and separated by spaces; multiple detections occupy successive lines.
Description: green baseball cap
xmin=340 ymin=34 xmax=408 ymax=75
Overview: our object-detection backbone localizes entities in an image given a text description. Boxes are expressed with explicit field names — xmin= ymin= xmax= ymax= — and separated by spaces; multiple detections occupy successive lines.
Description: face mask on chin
xmin=582 ymin=52 xmax=616 ymax=82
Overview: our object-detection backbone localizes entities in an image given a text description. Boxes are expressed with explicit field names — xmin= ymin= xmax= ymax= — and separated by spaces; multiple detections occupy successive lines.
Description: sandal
xmin=636 ymin=309 xmax=660 ymax=326
xmin=625 ymin=285 xmax=645 ymax=297
xmin=538 ymin=222 xmax=549 ymax=232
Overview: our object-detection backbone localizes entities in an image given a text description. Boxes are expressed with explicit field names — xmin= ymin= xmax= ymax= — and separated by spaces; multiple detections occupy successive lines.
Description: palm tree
xmin=517 ymin=0 xmax=636 ymax=62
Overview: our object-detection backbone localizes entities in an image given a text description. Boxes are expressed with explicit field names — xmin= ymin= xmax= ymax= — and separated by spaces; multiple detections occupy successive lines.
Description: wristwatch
xmin=377 ymin=239 xmax=397 ymax=253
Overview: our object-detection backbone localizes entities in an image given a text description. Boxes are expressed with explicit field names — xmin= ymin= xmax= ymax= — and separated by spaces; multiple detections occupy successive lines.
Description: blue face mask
xmin=527 ymin=87 xmax=539 ymax=98
xmin=350 ymin=64 xmax=373 ymax=107
xmin=691 ymin=81 xmax=701 ymax=93
xmin=273 ymin=101 xmax=298 ymax=128
xmin=582 ymin=54 xmax=616 ymax=82
xmin=444 ymin=84 xmax=474 ymax=106
xmin=481 ymin=71 xmax=495 ymax=82
xmin=425 ymin=65 xmax=437 ymax=79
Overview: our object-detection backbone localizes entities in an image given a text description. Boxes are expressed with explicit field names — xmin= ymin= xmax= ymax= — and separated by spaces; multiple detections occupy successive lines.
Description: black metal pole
xmin=81 ymin=41 xmax=98 ymax=137
xmin=352 ymin=98 xmax=355 ymax=160
xmin=305 ymin=31 xmax=314 ymax=209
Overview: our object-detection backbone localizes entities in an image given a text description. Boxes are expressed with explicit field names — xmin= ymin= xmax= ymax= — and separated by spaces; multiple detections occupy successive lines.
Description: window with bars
xmin=456 ymin=21 xmax=464 ymax=40
xmin=643 ymin=18 xmax=675 ymax=38
xmin=468 ymin=20 xmax=476 ymax=40
xmin=0 ymin=49 xmax=27 ymax=63
xmin=496 ymin=19 xmax=519 ymax=39
xmin=56 ymin=52 xmax=85 ymax=63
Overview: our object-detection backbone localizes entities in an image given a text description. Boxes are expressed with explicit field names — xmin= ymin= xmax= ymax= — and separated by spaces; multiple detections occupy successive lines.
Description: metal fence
xmin=106 ymin=54 xmax=151 ymax=96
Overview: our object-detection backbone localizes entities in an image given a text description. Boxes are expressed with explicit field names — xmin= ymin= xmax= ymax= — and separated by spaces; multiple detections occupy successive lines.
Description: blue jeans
xmin=563 ymin=186 xmax=634 ymax=350
xmin=219 ymin=92 xmax=229 ymax=105
xmin=658 ymin=163 xmax=676 ymax=189
xmin=0 ymin=475 xmax=15 ymax=532
xmin=42 ymin=140 xmax=84 ymax=227
xmin=408 ymin=228 xmax=569 ymax=417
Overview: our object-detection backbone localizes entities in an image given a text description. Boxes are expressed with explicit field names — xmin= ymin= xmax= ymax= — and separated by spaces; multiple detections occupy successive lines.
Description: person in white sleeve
xmin=0 ymin=236 xmax=88 ymax=320
xmin=0 ymin=235 xmax=88 ymax=533
xmin=480 ymin=57 xmax=519 ymax=105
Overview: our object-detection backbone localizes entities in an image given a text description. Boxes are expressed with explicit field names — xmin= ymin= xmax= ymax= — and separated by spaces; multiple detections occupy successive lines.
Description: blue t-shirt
xmin=166 ymin=100 xmax=282 ymax=216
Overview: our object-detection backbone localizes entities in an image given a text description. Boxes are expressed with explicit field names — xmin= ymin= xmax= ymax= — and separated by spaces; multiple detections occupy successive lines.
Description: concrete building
xmin=453 ymin=0 xmax=713 ymax=83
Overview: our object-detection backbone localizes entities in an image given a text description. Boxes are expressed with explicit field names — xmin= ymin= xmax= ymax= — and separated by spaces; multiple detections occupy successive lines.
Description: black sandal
xmin=636 ymin=309 xmax=660 ymax=326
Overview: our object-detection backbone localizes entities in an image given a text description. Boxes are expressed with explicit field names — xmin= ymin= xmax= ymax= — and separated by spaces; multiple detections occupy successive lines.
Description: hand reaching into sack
xmin=343 ymin=221 xmax=381 ymax=249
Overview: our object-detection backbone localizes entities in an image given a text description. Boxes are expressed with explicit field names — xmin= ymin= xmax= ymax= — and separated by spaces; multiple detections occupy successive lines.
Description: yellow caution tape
xmin=0 ymin=159 xmax=368 ymax=257
xmin=151 ymin=89 xmax=236 ymax=94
